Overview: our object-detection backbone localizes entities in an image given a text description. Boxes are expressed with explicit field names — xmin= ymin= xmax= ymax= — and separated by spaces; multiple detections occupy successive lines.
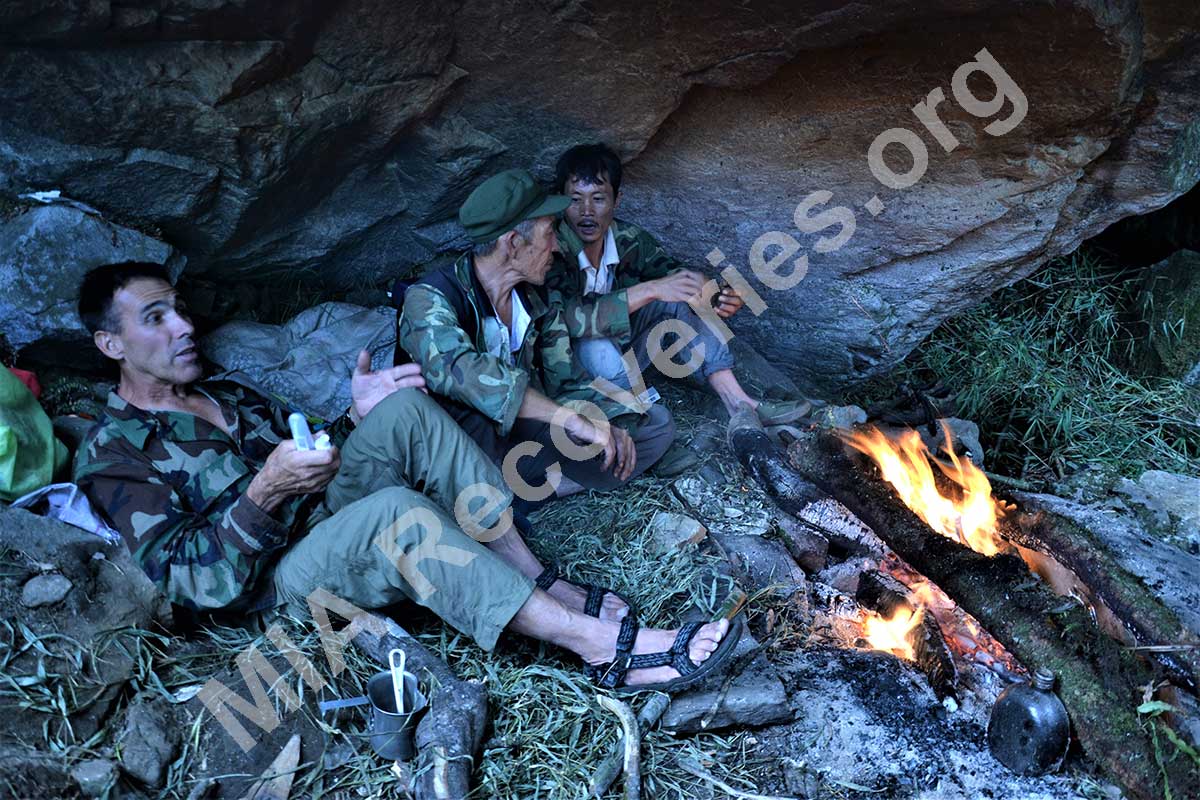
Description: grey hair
xmin=472 ymin=217 xmax=539 ymax=258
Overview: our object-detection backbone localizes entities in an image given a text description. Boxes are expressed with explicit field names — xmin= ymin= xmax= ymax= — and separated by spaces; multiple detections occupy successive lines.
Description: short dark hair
xmin=555 ymin=143 xmax=623 ymax=197
xmin=78 ymin=261 xmax=170 ymax=334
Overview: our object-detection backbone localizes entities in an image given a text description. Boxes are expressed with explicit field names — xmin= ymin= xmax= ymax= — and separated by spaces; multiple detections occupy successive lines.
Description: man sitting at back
xmin=399 ymin=169 xmax=675 ymax=507
xmin=71 ymin=261 xmax=735 ymax=694
xmin=547 ymin=143 xmax=811 ymax=424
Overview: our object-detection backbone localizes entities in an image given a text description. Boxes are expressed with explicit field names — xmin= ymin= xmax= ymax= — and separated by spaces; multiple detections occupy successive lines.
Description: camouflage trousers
xmin=271 ymin=389 xmax=534 ymax=651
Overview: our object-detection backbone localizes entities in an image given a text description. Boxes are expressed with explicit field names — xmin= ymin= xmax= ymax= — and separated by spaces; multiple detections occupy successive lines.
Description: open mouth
xmin=175 ymin=346 xmax=198 ymax=362
xmin=576 ymin=221 xmax=598 ymax=236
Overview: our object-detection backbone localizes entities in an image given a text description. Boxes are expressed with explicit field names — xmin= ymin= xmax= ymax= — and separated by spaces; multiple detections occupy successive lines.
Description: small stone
xmin=71 ymin=759 xmax=117 ymax=797
xmin=20 ymin=573 xmax=73 ymax=607
xmin=649 ymin=512 xmax=707 ymax=553
xmin=662 ymin=629 xmax=792 ymax=732
xmin=815 ymin=404 xmax=867 ymax=431
xmin=119 ymin=697 xmax=179 ymax=788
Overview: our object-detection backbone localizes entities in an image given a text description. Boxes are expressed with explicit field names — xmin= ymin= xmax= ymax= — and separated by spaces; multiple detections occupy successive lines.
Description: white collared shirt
xmin=578 ymin=227 xmax=620 ymax=296
xmin=483 ymin=289 xmax=532 ymax=365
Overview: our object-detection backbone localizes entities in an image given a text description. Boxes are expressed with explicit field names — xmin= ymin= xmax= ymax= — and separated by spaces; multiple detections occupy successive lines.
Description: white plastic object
xmin=313 ymin=432 xmax=331 ymax=451
xmin=387 ymin=648 xmax=407 ymax=715
xmin=288 ymin=412 xmax=316 ymax=451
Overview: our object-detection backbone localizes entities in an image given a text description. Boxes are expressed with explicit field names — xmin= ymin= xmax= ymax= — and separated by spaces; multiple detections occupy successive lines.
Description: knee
xmin=643 ymin=404 xmax=675 ymax=443
xmin=368 ymin=387 xmax=447 ymax=432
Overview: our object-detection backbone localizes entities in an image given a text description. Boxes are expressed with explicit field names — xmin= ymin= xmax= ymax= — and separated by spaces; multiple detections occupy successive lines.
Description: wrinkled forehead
xmin=112 ymin=277 xmax=177 ymax=314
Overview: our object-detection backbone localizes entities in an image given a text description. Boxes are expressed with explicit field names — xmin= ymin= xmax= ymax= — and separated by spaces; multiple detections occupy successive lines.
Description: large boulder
xmin=1 ymin=1 xmax=1197 ymax=390
xmin=0 ymin=202 xmax=178 ymax=363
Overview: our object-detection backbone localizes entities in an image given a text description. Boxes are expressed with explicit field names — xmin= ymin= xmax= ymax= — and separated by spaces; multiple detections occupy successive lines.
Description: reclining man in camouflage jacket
xmin=399 ymin=169 xmax=675 ymax=510
xmin=72 ymin=261 xmax=735 ymax=693
xmin=547 ymin=143 xmax=812 ymax=425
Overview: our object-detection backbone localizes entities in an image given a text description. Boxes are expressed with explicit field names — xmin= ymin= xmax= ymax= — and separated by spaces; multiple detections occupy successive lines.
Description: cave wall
xmin=1 ymin=0 xmax=1198 ymax=392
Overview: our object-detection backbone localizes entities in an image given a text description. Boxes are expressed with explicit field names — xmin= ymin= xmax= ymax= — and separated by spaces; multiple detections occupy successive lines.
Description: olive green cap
xmin=459 ymin=169 xmax=570 ymax=244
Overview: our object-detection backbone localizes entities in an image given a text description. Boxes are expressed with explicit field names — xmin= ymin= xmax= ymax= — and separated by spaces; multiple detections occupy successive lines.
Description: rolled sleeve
xmin=224 ymin=493 xmax=290 ymax=554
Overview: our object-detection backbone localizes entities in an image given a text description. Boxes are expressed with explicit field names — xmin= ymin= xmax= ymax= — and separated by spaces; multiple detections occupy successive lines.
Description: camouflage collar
xmin=452 ymin=252 xmax=553 ymax=322
xmin=102 ymin=383 xmax=241 ymax=449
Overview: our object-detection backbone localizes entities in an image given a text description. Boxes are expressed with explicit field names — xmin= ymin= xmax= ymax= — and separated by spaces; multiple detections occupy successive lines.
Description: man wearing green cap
xmin=399 ymin=169 xmax=675 ymax=514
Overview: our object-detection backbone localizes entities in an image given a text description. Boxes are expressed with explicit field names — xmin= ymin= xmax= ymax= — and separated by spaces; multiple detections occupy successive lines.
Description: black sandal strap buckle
xmin=534 ymin=563 xmax=559 ymax=591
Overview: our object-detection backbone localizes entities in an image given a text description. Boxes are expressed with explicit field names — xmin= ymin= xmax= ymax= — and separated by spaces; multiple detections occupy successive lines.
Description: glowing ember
xmin=840 ymin=423 xmax=1008 ymax=556
xmin=863 ymin=605 xmax=925 ymax=660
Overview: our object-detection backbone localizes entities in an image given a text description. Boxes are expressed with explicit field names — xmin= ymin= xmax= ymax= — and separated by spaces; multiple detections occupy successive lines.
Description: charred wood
xmin=774 ymin=429 xmax=1198 ymax=800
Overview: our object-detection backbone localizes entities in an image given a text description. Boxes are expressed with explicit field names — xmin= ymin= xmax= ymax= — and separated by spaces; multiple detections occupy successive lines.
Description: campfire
xmin=840 ymin=422 xmax=1009 ymax=557
xmin=728 ymin=405 xmax=1200 ymax=799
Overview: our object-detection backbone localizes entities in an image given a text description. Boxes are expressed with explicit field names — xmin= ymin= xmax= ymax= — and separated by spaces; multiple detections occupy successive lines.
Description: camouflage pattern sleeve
xmin=74 ymin=437 xmax=289 ymax=612
xmin=398 ymin=284 xmax=531 ymax=436
xmin=544 ymin=255 xmax=633 ymax=341
xmin=535 ymin=301 xmax=647 ymax=420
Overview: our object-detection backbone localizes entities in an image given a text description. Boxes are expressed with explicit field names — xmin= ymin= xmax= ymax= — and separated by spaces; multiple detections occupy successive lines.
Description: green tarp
xmin=0 ymin=368 xmax=68 ymax=502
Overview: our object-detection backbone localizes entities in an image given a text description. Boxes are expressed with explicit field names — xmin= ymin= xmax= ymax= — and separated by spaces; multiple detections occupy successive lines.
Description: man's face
xmin=98 ymin=278 xmax=202 ymax=386
xmin=563 ymin=174 xmax=617 ymax=246
xmin=509 ymin=216 xmax=560 ymax=285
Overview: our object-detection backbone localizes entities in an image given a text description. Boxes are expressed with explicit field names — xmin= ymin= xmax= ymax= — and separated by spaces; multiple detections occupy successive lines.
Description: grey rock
xmin=120 ymin=696 xmax=180 ymax=788
xmin=0 ymin=1 xmax=1196 ymax=389
xmin=710 ymin=529 xmax=806 ymax=594
xmin=0 ymin=204 xmax=176 ymax=361
xmin=918 ymin=418 xmax=985 ymax=467
xmin=1114 ymin=470 xmax=1200 ymax=553
xmin=662 ymin=630 xmax=792 ymax=732
xmin=0 ymin=508 xmax=166 ymax=748
xmin=0 ymin=746 xmax=75 ymax=798
xmin=815 ymin=405 xmax=868 ymax=432
xmin=19 ymin=572 xmax=73 ymax=607
xmin=71 ymin=758 xmax=117 ymax=798
xmin=648 ymin=512 xmax=708 ymax=553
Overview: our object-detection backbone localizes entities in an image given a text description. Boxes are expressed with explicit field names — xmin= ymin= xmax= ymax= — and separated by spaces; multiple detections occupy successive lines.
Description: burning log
xmin=856 ymin=570 xmax=958 ymax=700
xmin=770 ymin=426 xmax=1198 ymax=800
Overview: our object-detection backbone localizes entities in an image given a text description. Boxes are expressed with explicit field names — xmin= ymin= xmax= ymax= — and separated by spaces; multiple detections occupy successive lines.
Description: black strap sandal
xmin=586 ymin=612 xmax=745 ymax=696
xmin=535 ymin=563 xmax=633 ymax=619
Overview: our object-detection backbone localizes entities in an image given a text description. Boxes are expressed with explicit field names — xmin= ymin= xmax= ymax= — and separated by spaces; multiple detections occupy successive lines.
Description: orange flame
xmin=841 ymin=423 xmax=1007 ymax=556
xmin=863 ymin=605 xmax=924 ymax=660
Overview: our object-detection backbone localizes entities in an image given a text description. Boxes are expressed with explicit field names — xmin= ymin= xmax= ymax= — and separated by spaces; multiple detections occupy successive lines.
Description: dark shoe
xmin=586 ymin=613 xmax=744 ymax=696
xmin=755 ymin=398 xmax=813 ymax=426
xmin=650 ymin=442 xmax=701 ymax=478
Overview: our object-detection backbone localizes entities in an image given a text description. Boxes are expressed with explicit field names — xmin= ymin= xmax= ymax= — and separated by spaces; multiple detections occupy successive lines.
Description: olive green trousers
xmin=272 ymin=389 xmax=534 ymax=650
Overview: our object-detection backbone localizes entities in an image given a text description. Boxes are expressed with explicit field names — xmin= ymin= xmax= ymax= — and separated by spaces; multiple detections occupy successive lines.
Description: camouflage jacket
xmin=73 ymin=381 xmax=352 ymax=614
xmin=548 ymin=218 xmax=688 ymax=344
xmin=398 ymin=253 xmax=637 ymax=437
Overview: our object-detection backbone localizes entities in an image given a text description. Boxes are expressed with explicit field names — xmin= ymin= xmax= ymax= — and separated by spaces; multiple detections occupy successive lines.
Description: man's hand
xmin=246 ymin=441 xmax=341 ymax=513
xmin=714 ymin=282 xmax=745 ymax=319
xmin=350 ymin=350 xmax=426 ymax=422
xmin=564 ymin=414 xmax=637 ymax=481
xmin=650 ymin=270 xmax=706 ymax=305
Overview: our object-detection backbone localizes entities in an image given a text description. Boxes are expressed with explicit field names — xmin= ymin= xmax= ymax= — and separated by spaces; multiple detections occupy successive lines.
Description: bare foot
xmin=586 ymin=618 xmax=731 ymax=686
xmin=547 ymin=579 xmax=629 ymax=622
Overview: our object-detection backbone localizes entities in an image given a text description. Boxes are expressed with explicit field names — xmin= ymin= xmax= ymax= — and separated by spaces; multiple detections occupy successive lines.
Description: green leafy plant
xmin=854 ymin=250 xmax=1200 ymax=484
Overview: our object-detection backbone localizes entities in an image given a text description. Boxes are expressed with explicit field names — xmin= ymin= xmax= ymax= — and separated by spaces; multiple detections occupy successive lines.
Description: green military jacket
xmin=73 ymin=381 xmax=351 ymax=613
xmin=398 ymin=253 xmax=638 ymax=437
xmin=548 ymin=218 xmax=687 ymax=345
